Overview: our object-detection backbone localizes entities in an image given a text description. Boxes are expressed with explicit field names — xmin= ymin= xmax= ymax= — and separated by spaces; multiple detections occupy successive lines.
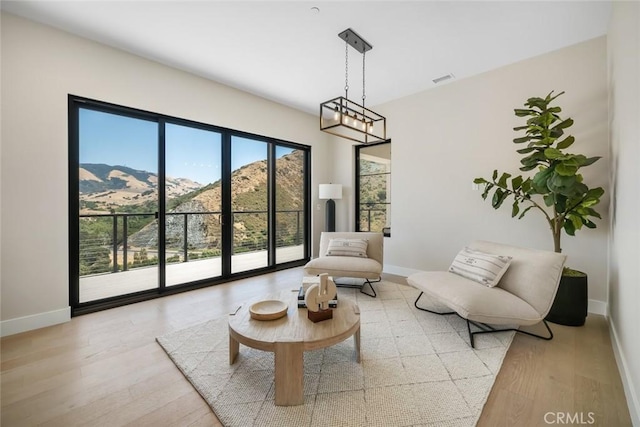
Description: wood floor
xmin=1 ymin=268 xmax=632 ymax=426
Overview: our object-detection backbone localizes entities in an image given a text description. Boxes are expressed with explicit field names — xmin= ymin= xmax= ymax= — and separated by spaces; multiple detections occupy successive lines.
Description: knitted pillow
xmin=325 ymin=238 xmax=369 ymax=258
xmin=449 ymin=247 xmax=512 ymax=287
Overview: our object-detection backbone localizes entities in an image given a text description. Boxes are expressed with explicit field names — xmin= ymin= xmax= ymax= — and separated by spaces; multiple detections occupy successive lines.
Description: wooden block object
xmin=307 ymin=308 xmax=333 ymax=323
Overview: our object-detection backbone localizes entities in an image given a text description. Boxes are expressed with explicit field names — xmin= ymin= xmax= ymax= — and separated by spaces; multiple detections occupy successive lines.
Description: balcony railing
xmin=79 ymin=209 xmax=304 ymax=276
xmin=359 ymin=203 xmax=389 ymax=233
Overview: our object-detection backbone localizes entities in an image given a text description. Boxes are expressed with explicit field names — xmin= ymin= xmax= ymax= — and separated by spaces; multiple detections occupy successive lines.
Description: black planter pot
xmin=546 ymin=273 xmax=588 ymax=326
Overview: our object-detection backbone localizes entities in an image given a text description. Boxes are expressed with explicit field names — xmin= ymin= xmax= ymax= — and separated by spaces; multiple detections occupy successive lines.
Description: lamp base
xmin=325 ymin=199 xmax=336 ymax=232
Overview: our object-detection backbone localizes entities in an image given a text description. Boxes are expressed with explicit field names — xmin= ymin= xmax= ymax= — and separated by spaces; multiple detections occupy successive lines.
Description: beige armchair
xmin=407 ymin=240 xmax=567 ymax=348
xmin=304 ymin=232 xmax=384 ymax=297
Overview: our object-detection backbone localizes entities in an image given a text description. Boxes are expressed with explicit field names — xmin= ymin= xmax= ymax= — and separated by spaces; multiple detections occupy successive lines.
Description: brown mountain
xmin=128 ymin=150 xmax=305 ymax=252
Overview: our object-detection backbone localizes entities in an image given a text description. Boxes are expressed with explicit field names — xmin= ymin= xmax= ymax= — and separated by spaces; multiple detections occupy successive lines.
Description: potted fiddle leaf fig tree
xmin=474 ymin=91 xmax=604 ymax=326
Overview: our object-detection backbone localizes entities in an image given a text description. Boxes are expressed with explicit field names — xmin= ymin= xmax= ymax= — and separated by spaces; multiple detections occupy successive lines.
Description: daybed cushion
xmin=468 ymin=241 xmax=566 ymax=316
xmin=407 ymin=271 xmax=542 ymax=326
xmin=449 ymin=246 xmax=512 ymax=287
xmin=304 ymin=256 xmax=382 ymax=280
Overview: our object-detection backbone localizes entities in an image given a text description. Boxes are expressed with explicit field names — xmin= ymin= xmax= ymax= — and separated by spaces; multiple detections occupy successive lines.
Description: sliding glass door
xmin=230 ymin=136 xmax=269 ymax=274
xmin=165 ymin=124 xmax=223 ymax=286
xmin=70 ymin=96 xmax=310 ymax=314
xmin=77 ymin=108 xmax=159 ymax=303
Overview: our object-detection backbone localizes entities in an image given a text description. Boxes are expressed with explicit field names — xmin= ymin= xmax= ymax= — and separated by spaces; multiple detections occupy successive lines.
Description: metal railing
xmin=359 ymin=204 xmax=389 ymax=233
xmin=79 ymin=209 xmax=303 ymax=276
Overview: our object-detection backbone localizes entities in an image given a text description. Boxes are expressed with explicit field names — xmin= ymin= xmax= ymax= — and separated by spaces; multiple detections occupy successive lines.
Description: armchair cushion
xmin=326 ymin=238 xmax=369 ymax=258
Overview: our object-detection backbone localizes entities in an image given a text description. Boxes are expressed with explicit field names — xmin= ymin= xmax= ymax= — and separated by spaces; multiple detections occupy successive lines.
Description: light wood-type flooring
xmin=1 ymin=268 xmax=632 ymax=426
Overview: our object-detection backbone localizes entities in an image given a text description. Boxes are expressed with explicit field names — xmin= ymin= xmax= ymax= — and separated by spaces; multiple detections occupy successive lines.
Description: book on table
xmin=297 ymin=286 xmax=338 ymax=308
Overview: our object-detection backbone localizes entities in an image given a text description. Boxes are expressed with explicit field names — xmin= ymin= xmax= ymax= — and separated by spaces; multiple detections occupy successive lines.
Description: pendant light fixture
xmin=320 ymin=28 xmax=386 ymax=144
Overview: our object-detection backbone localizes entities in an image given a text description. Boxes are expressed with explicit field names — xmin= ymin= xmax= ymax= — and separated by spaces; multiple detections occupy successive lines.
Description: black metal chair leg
xmin=467 ymin=319 xmax=554 ymax=348
xmin=359 ymin=279 xmax=377 ymax=298
xmin=414 ymin=292 xmax=456 ymax=315
xmin=413 ymin=292 xmax=554 ymax=348
xmin=333 ymin=277 xmax=380 ymax=298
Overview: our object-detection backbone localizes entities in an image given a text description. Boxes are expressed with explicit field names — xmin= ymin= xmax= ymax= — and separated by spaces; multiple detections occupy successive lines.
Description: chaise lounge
xmin=407 ymin=240 xmax=567 ymax=347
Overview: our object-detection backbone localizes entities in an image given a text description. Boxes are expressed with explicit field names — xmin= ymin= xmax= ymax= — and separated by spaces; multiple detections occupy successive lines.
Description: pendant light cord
xmin=362 ymin=50 xmax=366 ymax=109
xmin=344 ymin=40 xmax=349 ymax=100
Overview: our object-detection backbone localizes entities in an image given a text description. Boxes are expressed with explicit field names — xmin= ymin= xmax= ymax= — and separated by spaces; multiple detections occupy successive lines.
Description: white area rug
xmin=156 ymin=281 xmax=514 ymax=426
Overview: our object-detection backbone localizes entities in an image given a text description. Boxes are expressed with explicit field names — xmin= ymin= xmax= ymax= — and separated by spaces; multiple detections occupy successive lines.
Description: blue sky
xmin=79 ymin=108 xmax=293 ymax=185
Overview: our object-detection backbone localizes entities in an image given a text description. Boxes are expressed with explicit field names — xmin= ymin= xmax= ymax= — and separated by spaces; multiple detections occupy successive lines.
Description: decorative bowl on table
xmin=249 ymin=300 xmax=288 ymax=321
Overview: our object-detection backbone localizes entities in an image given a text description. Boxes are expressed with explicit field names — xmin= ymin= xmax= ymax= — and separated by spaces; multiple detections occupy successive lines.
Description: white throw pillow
xmin=325 ymin=238 xmax=369 ymax=258
xmin=449 ymin=247 xmax=512 ymax=287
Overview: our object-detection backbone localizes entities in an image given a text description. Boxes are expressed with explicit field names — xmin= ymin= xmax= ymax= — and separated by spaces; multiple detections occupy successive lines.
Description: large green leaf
xmin=521 ymin=151 xmax=547 ymax=167
xmin=544 ymin=148 xmax=563 ymax=159
xmin=585 ymin=187 xmax=605 ymax=199
xmin=513 ymin=136 xmax=532 ymax=144
xmin=514 ymin=108 xmax=535 ymax=117
xmin=563 ymin=219 xmax=576 ymax=236
xmin=555 ymin=163 xmax=579 ymax=176
xmin=511 ymin=175 xmax=524 ymax=191
xmin=547 ymin=174 xmax=578 ymax=196
xmin=481 ymin=183 xmax=494 ymax=200
xmin=511 ymin=200 xmax=520 ymax=217
xmin=498 ymin=172 xmax=512 ymax=188
xmin=556 ymin=135 xmax=575 ymax=149
xmin=551 ymin=118 xmax=574 ymax=132
xmin=532 ymin=167 xmax=554 ymax=192
xmin=492 ymin=188 xmax=509 ymax=209
xmin=516 ymin=147 xmax=536 ymax=154
xmin=582 ymin=156 xmax=601 ymax=167
xmin=555 ymin=194 xmax=567 ymax=213
xmin=519 ymin=164 xmax=538 ymax=172
xmin=543 ymin=194 xmax=554 ymax=207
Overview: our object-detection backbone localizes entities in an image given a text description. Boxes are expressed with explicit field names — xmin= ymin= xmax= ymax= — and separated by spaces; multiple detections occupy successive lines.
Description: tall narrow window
xmin=275 ymin=146 xmax=306 ymax=263
xmin=356 ymin=141 xmax=391 ymax=236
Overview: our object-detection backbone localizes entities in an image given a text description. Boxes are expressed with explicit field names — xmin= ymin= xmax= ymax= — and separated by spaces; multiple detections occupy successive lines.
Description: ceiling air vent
xmin=432 ymin=74 xmax=455 ymax=84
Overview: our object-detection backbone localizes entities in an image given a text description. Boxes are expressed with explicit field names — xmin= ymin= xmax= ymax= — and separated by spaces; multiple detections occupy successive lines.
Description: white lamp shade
xmin=319 ymin=184 xmax=342 ymax=200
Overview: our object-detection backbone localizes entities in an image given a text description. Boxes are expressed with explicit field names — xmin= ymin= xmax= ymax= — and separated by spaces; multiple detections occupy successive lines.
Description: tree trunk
xmin=553 ymin=228 xmax=562 ymax=253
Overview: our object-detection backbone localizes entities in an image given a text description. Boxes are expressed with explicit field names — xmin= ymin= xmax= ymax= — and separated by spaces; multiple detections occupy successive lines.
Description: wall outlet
xmin=472 ymin=183 xmax=481 ymax=191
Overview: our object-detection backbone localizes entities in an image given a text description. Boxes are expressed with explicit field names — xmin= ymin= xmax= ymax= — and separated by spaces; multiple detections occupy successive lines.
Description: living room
xmin=1 ymin=1 xmax=638 ymax=426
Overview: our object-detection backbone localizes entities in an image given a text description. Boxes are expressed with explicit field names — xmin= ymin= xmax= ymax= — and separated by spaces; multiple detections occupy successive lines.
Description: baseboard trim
xmin=1 ymin=307 xmax=71 ymax=337
xmin=383 ymin=264 xmax=423 ymax=278
xmin=588 ymin=299 xmax=608 ymax=316
xmin=609 ymin=316 xmax=640 ymax=426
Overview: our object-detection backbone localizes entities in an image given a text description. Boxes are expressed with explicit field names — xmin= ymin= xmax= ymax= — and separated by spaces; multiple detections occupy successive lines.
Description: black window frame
xmin=69 ymin=95 xmax=311 ymax=316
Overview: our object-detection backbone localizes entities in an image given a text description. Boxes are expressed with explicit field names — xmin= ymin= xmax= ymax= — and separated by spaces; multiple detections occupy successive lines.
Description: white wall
xmin=607 ymin=1 xmax=640 ymax=424
xmin=332 ymin=37 xmax=610 ymax=307
xmin=0 ymin=13 xmax=333 ymax=333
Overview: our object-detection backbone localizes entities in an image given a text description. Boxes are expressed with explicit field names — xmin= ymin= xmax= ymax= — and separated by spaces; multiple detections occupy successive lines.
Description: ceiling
xmin=1 ymin=1 xmax=611 ymax=115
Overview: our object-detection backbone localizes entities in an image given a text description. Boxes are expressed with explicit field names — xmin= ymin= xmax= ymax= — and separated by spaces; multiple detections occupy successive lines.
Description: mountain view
xmin=79 ymin=150 xmax=305 ymax=275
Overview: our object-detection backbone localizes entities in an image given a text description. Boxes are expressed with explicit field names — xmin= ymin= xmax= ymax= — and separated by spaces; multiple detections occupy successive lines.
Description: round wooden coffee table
xmin=228 ymin=289 xmax=361 ymax=406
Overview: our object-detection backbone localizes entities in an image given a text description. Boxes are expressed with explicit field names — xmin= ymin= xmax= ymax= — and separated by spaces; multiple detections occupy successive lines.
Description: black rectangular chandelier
xmin=320 ymin=29 xmax=387 ymax=144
